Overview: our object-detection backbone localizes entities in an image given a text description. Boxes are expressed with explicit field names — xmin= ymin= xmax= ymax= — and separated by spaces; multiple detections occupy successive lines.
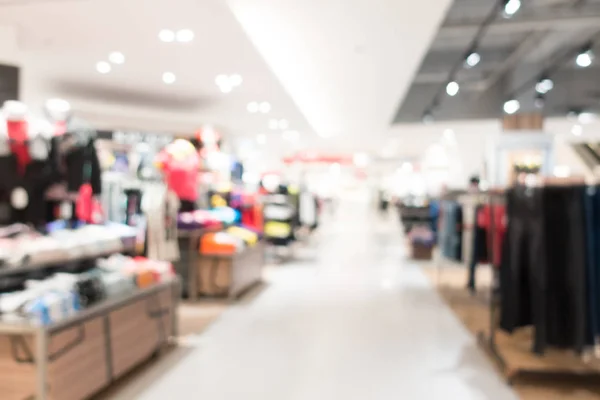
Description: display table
xmin=0 ymin=278 xmax=180 ymax=400
xmin=194 ymin=243 xmax=264 ymax=299
xmin=174 ymin=227 xmax=222 ymax=300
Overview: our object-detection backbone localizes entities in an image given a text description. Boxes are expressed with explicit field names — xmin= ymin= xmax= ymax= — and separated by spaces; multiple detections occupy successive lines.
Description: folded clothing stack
xmin=0 ymin=223 xmax=138 ymax=269
xmin=178 ymin=210 xmax=222 ymax=231
xmin=226 ymin=226 xmax=259 ymax=247
xmin=0 ymin=255 xmax=175 ymax=325
xmin=200 ymin=231 xmax=246 ymax=256
xmin=177 ymin=207 xmax=240 ymax=231
xmin=408 ymin=226 xmax=435 ymax=247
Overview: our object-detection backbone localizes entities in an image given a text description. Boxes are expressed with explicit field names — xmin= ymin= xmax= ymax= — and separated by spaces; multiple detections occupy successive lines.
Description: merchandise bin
xmin=0 ymin=278 xmax=180 ymax=400
xmin=195 ymin=242 xmax=265 ymax=299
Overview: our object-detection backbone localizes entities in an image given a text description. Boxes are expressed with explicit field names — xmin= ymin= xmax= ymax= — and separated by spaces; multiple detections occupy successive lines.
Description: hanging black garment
xmin=0 ymin=149 xmax=58 ymax=227
xmin=467 ymin=205 xmax=488 ymax=291
xmin=500 ymin=185 xmax=588 ymax=354
xmin=544 ymin=185 xmax=587 ymax=353
xmin=50 ymin=134 xmax=102 ymax=196
xmin=455 ymin=206 xmax=463 ymax=262
xmin=583 ymin=187 xmax=600 ymax=346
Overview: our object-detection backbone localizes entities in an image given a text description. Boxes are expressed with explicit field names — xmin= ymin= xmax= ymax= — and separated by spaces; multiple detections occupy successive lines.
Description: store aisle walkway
xmin=108 ymin=200 xmax=517 ymax=400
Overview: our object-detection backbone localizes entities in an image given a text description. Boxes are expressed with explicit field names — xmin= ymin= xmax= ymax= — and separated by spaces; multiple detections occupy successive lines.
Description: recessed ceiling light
xmin=535 ymin=77 xmax=554 ymax=94
xmin=446 ymin=81 xmax=459 ymax=96
xmin=579 ymin=112 xmax=596 ymax=124
xmin=176 ymin=29 xmax=194 ymax=43
xmin=503 ymin=99 xmax=520 ymax=114
xmin=465 ymin=52 xmax=480 ymax=68
xmin=572 ymin=124 xmax=583 ymax=136
xmin=259 ymin=102 xmax=271 ymax=113
xmin=219 ymin=84 xmax=232 ymax=93
xmin=278 ymin=119 xmax=289 ymax=129
xmin=159 ymin=29 xmax=175 ymax=43
xmin=503 ymin=0 xmax=521 ymax=18
xmin=247 ymin=102 xmax=259 ymax=113
xmin=268 ymin=119 xmax=279 ymax=130
xmin=109 ymin=52 xmax=125 ymax=65
xmin=229 ymin=74 xmax=243 ymax=87
xmin=162 ymin=72 xmax=176 ymax=84
xmin=96 ymin=61 xmax=111 ymax=74
xmin=576 ymin=50 xmax=593 ymax=68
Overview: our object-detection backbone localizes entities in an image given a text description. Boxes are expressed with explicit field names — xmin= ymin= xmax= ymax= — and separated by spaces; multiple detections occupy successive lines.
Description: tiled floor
xmin=106 ymin=201 xmax=517 ymax=399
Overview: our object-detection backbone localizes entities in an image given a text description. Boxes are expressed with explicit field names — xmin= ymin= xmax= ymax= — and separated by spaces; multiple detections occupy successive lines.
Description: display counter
xmin=195 ymin=242 xmax=264 ymax=299
xmin=0 ymin=278 xmax=180 ymax=400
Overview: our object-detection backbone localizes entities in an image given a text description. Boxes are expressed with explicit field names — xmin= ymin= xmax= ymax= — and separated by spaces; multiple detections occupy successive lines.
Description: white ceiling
xmin=0 ymin=0 xmax=452 ymax=160
xmin=227 ymin=0 xmax=453 ymax=144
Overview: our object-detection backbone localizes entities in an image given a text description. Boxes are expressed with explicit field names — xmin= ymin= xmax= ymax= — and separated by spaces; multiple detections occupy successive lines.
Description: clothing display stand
xmin=175 ymin=227 xmax=210 ymax=301
xmin=0 ymin=278 xmax=180 ymax=400
xmin=435 ymin=190 xmax=466 ymax=285
xmin=476 ymin=192 xmax=508 ymax=377
xmin=0 ymin=239 xmax=181 ymax=400
xmin=476 ymin=190 xmax=600 ymax=386
xmin=195 ymin=242 xmax=264 ymax=299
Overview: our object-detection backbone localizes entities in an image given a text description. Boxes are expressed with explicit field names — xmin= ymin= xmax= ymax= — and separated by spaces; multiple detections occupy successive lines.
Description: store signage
xmin=282 ymin=151 xmax=353 ymax=164
xmin=97 ymin=130 xmax=173 ymax=147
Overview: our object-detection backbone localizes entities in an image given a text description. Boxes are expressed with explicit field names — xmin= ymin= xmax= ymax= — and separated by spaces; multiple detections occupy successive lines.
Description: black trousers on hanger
xmin=543 ymin=185 xmax=587 ymax=353
xmin=500 ymin=186 xmax=588 ymax=354
xmin=500 ymin=188 xmax=542 ymax=345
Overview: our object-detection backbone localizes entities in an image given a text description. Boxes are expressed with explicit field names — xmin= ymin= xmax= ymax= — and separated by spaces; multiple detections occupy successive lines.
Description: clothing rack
xmin=434 ymin=190 xmax=468 ymax=284
xmin=477 ymin=186 xmax=600 ymax=385
xmin=475 ymin=191 xmax=508 ymax=378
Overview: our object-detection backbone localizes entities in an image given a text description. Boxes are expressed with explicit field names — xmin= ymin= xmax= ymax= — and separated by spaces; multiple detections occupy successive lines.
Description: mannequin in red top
xmin=155 ymin=139 xmax=200 ymax=211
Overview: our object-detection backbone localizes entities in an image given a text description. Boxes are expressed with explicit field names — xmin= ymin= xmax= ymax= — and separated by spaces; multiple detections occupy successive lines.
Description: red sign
xmin=282 ymin=151 xmax=353 ymax=164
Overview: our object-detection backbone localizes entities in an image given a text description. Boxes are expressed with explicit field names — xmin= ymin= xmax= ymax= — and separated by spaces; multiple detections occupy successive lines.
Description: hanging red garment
xmin=155 ymin=148 xmax=199 ymax=202
xmin=478 ymin=204 xmax=506 ymax=267
xmin=76 ymin=183 xmax=93 ymax=222
xmin=6 ymin=120 xmax=31 ymax=175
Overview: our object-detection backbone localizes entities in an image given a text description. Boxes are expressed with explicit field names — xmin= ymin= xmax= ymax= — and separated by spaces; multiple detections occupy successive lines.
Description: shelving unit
xmin=0 ymin=231 xmax=181 ymax=400
xmin=0 ymin=278 xmax=180 ymax=400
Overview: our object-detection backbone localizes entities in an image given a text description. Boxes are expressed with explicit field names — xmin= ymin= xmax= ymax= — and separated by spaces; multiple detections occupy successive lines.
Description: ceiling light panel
xmin=162 ymin=72 xmax=176 ymax=84
xmin=176 ymin=29 xmax=194 ymax=43
xmin=159 ymin=29 xmax=175 ymax=42
xmin=446 ymin=81 xmax=459 ymax=96
xmin=109 ymin=52 xmax=125 ymax=64
xmin=96 ymin=61 xmax=111 ymax=74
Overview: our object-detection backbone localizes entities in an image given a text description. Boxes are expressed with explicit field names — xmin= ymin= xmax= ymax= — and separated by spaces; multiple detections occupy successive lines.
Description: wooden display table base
xmin=0 ymin=278 xmax=180 ymax=400
xmin=191 ymin=243 xmax=265 ymax=300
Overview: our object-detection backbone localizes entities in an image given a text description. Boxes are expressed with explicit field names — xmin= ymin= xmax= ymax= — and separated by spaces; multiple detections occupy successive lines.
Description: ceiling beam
xmin=439 ymin=12 xmax=600 ymax=38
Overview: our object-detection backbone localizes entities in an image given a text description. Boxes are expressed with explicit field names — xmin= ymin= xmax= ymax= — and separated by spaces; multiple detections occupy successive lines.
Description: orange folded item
xmin=200 ymin=232 xmax=236 ymax=256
